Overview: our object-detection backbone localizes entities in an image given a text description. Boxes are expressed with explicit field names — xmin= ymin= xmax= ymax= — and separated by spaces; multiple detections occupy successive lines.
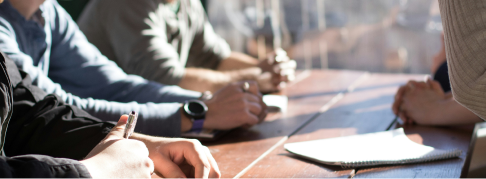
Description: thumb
xmin=105 ymin=115 xmax=129 ymax=140
xmin=427 ymin=78 xmax=445 ymax=96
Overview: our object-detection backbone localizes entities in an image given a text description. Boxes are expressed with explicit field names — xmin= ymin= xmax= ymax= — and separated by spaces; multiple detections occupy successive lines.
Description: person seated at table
xmin=0 ymin=0 xmax=267 ymax=137
xmin=437 ymin=0 xmax=486 ymax=122
xmin=392 ymin=32 xmax=481 ymax=125
xmin=77 ymin=0 xmax=296 ymax=93
xmin=0 ymin=49 xmax=219 ymax=178
xmin=440 ymin=2 xmax=486 ymax=177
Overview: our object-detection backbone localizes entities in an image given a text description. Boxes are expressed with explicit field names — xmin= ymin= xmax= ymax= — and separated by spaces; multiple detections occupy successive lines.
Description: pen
xmin=386 ymin=115 xmax=399 ymax=131
xmin=123 ymin=111 xmax=138 ymax=139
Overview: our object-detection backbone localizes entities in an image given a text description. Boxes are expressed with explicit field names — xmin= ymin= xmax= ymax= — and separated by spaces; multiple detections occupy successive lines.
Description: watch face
xmin=188 ymin=102 xmax=205 ymax=114
xmin=184 ymin=100 xmax=208 ymax=119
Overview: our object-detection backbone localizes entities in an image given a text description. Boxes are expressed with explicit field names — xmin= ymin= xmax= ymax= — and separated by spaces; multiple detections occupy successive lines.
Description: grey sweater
xmin=78 ymin=0 xmax=231 ymax=85
xmin=439 ymin=0 xmax=486 ymax=120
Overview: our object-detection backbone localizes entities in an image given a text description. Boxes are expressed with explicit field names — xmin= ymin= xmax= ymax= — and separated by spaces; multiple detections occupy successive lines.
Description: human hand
xmin=393 ymin=79 xmax=447 ymax=125
xmin=393 ymin=80 xmax=429 ymax=118
xmin=258 ymin=48 xmax=297 ymax=92
xmin=133 ymin=136 xmax=220 ymax=178
xmin=81 ymin=115 xmax=154 ymax=178
xmin=204 ymin=81 xmax=267 ymax=130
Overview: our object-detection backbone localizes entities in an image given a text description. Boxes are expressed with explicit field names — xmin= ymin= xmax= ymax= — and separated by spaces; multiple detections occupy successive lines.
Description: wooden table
xmin=204 ymin=70 xmax=367 ymax=178
xmin=203 ymin=70 xmax=474 ymax=178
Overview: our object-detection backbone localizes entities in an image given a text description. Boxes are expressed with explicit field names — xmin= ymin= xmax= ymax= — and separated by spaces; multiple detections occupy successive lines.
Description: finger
xmin=270 ymin=74 xmax=283 ymax=89
xmin=246 ymin=101 xmax=263 ymax=116
xmin=393 ymin=86 xmax=407 ymax=115
xmin=278 ymin=73 xmax=295 ymax=82
xmin=266 ymin=53 xmax=276 ymax=65
xmin=245 ymin=81 xmax=261 ymax=96
xmin=105 ymin=115 xmax=128 ymax=140
xmin=414 ymin=81 xmax=428 ymax=89
xmin=203 ymin=147 xmax=221 ymax=178
xmin=428 ymin=79 xmax=445 ymax=95
xmin=272 ymin=63 xmax=282 ymax=74
xmin=279 ymin=60 xmax=297 ymax=70
xmin=185 ymin=143 xmax=212 ymax=179
xmin=243 ymin=93 xmax=261 ymax=104
xmin=257 ymin=105 xmax=268 ymax=123
xmin=147 ymin=158 xmax=155 ymax=178
xmin=243 ymin=111 xmax=260 ymax=126
xmin=153 ymin=155 xmax=187 ymax=178
xmin=398 ymin=101 xmax=409 ymax=124
xmin=399 ymin=112 xmax=409 ymax=125
xmin=407 ymin=81 xmax=415 ymax=91
xmin=423 ymin=77 xmax=432 ymax=88
xmin=260 ymin=97 xmax=268 ymax=120
xmin=400 ymin=109 xmax=415 ymax=125
xmin=408 ymin=81 xmax=424 ymax=90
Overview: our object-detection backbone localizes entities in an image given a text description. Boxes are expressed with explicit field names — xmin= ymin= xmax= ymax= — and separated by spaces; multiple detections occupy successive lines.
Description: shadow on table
xmin=278 ymin=153 xmax=350 ymax=172
xmin=203 ymin=111 xmax=320 ymax=146
xmin=204 ymin=89 xmax=398 ymax=146
xmin=203 ymin=93 xmax=397 ymax=148
xmin=289 ymin=94 xmax=397 ymax=138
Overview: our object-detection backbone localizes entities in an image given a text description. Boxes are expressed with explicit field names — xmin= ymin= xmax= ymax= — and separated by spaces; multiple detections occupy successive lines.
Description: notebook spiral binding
xmin=340 ymin=149 xmax=462 ymax=169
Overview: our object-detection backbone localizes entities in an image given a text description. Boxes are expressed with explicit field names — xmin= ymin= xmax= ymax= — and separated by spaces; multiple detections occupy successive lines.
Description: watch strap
xmin=190 ymin=118 xmax=205 ymax=132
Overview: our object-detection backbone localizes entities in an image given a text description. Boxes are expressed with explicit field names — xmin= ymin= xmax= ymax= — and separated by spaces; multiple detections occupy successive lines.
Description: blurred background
xmin=207 ymin=0 xmax=443 ymax=74
xmin=60 ymin=0 xmax=443 ymax=74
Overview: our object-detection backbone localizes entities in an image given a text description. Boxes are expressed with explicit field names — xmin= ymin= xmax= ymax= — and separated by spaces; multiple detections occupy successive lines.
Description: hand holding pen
xmin=124 ymin=111 xmax=138 ymax=139
xmin=81 ymin=114 xmax=153 ymax=178
xmin=392 ymin=78 xmax=446 ymax=125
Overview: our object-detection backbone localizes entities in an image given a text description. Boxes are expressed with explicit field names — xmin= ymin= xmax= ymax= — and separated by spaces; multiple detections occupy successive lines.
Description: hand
xmin=133 ymin=136 xmax=221 ymax=178
xmin=81 ymin=115 xmax=154 ymax=178
xmin=393 ymin=80 xmax=429 ymax=120
xmin=393 ymin=79 xmax=447 ymax=125
xmin=204 ymin=81 xmax=267 ymax=130
xmin=258 ymin=49 xmax=297 ymax=92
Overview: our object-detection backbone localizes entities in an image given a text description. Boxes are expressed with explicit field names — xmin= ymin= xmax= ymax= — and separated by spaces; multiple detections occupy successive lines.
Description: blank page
xmin=284 ymin=128 xmax=460 ymax=167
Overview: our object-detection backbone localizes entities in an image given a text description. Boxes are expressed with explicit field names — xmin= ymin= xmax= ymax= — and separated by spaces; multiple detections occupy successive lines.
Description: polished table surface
xmin=202 ymin=70 xmax=474 ymax=178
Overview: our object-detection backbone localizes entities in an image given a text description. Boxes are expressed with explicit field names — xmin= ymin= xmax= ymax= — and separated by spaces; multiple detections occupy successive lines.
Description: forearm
xmin=431 ymin=98 xmax=482 ymax=125
xmin=439 ymin=0 xmax=486 ymax=119
xmin=178 ymin=67 xmax=261 ymax=92
xmin=217 ymin=52 xmax=259 ymax=71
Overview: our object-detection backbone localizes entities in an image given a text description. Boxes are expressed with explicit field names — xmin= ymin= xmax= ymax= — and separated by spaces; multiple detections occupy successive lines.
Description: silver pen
xmin=123 ymin=111 xmax=138 ymax=139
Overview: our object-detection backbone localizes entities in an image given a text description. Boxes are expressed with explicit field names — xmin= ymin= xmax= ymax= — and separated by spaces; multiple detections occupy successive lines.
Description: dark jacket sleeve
xmin=3 ymin=56 xmax=115 ymax=161
xmin=0 ymin=155 xmax=91 ymax=178
xmin=0 ymin=54 xmax=95 ymax=177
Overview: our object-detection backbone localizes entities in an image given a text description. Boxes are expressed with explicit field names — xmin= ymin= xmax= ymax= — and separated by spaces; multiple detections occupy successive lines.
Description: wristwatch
xmin=183 ymin=100 xmax=208 ymax=132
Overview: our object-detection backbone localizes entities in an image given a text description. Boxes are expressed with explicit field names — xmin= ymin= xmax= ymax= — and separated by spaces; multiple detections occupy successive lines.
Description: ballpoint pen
xmin=123 ymin=111 xmax=138 ymax=139
xmin=386 ymin=115 xmax=399 ymax=131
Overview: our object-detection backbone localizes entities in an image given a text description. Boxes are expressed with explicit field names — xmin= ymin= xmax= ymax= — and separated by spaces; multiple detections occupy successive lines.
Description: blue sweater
xmin=0 ymin=0 xmax=201 ymax=137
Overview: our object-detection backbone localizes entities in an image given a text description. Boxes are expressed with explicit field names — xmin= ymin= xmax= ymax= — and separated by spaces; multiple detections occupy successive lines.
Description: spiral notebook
xmin=284 ymin=128 xmax=461 ymax=168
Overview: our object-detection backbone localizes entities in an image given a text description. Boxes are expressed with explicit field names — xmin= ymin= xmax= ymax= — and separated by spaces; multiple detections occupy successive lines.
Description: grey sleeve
xmin=439 ymin=0 xmax=486 ymax=120
xmin=0 ymin=9 xmax=194 ymax=137
xmin=80 ymin=0 xmax=186 ymax=85
xmin=185 ymin=0 xmax=232 ymax=69
xmin=0 ymin=155 xmax=91 ymax=178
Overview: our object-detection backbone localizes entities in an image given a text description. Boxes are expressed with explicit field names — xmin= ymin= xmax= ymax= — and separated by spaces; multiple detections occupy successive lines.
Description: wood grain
xmin=240 ymin=73 xmax=426 ymax=178
xmin=204 ymin=70 xmax=366 ymax=178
